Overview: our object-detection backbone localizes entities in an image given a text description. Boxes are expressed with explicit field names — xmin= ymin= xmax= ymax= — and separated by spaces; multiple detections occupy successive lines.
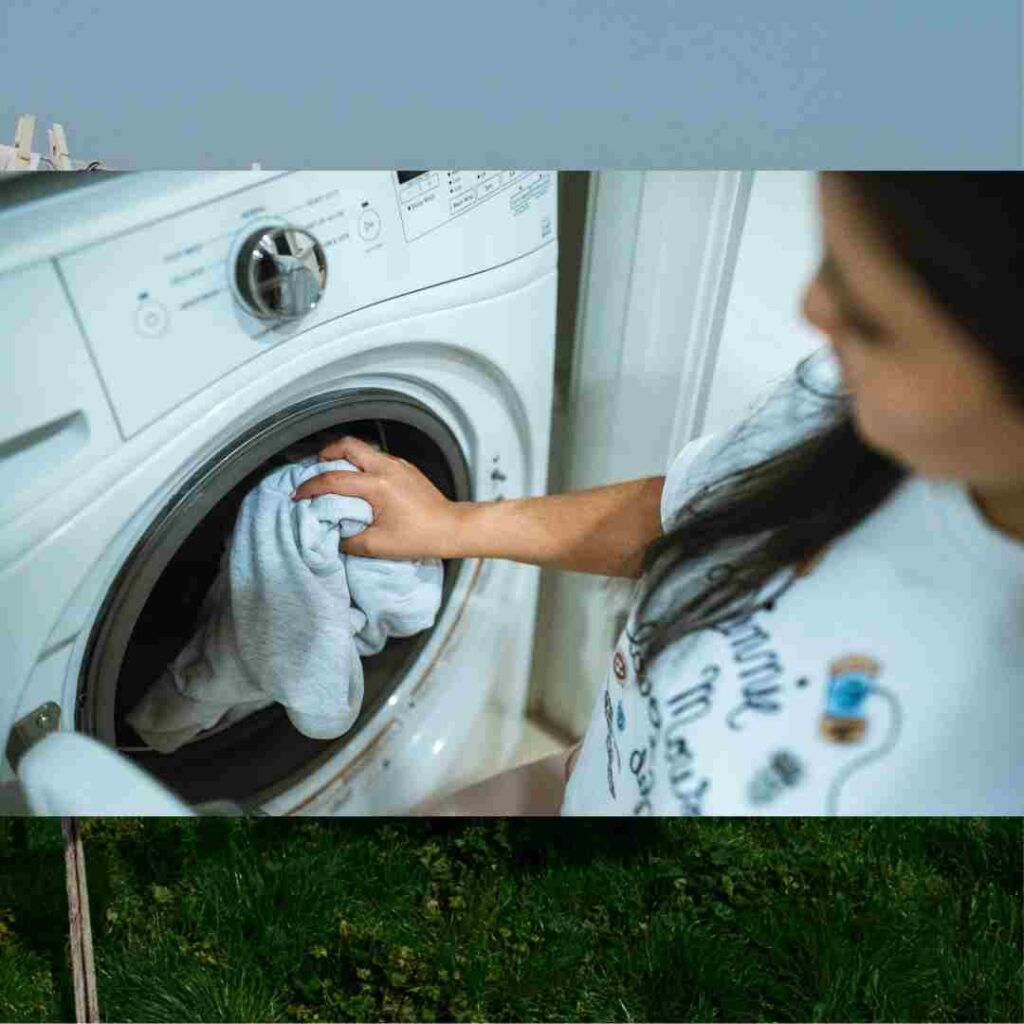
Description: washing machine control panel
xmin=54 ymin=171 xmax=557 ymax=437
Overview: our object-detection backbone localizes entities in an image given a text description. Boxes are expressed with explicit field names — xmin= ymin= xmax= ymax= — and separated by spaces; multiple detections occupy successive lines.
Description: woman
xmin=293 ymin=172 xmax=1024 ymax=815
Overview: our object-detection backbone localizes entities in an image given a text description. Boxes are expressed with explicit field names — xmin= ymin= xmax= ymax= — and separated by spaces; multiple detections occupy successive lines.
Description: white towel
xmin=125 ymin=457 xmax=443 ymax=754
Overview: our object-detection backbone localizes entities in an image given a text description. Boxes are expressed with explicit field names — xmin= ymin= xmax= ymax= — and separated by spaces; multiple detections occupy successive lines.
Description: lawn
xmin=0 ymin=818 xmax=1020 ymax=1022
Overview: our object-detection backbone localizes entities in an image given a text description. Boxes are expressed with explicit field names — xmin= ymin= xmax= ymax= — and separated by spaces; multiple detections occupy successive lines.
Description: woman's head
xmin=804 ymin=172 xmax=1024 ymax=493
xmin=636 ymin=171 xmax=1023 ymax=666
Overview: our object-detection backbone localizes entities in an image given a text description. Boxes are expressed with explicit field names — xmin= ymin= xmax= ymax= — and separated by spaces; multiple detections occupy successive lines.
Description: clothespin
xmin=14 ymin=114 xmax=35 ymax=169
xmin=48 ymin=123 xmax=72 ymax=170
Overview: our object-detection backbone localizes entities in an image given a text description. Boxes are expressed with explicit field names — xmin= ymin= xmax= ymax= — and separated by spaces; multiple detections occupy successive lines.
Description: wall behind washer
xmin=528 ymin=171 xmax=824 ymax=741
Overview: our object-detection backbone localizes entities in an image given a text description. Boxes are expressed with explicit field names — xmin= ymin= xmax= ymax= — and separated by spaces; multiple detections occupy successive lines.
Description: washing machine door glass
xmin=77 ymin=389 xmax=471 ymax=812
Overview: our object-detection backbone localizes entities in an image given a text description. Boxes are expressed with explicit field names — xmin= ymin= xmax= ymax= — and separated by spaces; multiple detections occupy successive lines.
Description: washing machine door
xmin=70 ymin=387 xmax=474 ymax=813
xmin=15 ymin=731 xmax=195 ymax=815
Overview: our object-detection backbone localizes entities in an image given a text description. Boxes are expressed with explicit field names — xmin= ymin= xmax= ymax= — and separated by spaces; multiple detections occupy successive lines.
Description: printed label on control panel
xmin=508 ymin=172 xmax=552 ymax=216
xmin=396 ymin=170 xmax=549 ymax=242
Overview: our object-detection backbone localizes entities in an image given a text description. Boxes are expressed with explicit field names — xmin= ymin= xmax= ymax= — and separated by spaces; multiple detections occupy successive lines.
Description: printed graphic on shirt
xmin=748 ymin=749 xmax=805 ymax=805
xmin=820 ymin=654 xmax=880 ymax=743
xmin=819 ymin=654 xmax=903 ymax=814
xmin=711 ymin=605 xmax=789 ymax=731
xmin=625 ymin=619 xmax=656 ymax=681
xmin=622 ymin=606 xmax=724 ymax=816
xmin=661 ymin=664 xmax=718 ymax=815
xmin=779 ymin=548 xmax=904 ymax=812
xmin=602 ymin=543 xmax=905 ymax=817
xmin=603 ymin=689 xmax=621 ymax=798
xmin=622 ymin=621 xmax=662 ymax=815
xmin=612 ymin=649 xmax=628 ymax=684
xmin=713 ymin=543 xmax=833 ymax=732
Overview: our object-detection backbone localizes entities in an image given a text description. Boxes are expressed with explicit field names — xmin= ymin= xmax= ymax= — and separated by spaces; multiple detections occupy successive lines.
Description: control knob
xmin=233 ymin=225 xmax=327 ymax=321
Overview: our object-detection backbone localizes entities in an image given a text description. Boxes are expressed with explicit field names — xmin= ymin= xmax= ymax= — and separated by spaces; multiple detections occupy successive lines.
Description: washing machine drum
xmin=77 ymin=390 xmax=471 ymax=810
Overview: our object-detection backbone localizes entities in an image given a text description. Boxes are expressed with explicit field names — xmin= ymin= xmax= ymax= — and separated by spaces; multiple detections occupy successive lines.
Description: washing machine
xmin=0 ymin=169 xmax=558 ymax=814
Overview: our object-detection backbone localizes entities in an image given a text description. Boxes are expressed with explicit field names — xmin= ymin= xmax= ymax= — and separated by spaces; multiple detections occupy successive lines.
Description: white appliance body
xmin=0 ymin=170 xmax=558 ymax=814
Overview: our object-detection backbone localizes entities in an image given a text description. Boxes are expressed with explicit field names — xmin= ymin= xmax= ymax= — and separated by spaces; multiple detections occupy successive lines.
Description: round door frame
xmin=77 ymin=387 xmax=472 ymax=809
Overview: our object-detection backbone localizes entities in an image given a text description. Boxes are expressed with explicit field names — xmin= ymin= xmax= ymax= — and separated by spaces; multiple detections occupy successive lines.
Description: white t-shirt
xmin=560 ymin=356 xmax=1024 ymax=815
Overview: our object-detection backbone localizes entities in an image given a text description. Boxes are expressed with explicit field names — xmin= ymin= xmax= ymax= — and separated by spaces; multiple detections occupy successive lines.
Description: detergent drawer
xmin=0 ymin=261 xmax=120 ymax=530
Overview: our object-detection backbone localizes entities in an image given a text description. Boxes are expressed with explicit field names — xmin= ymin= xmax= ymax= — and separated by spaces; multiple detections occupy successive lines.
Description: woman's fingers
xmin=291 ymin=469 xmax=380 ymax=505
xmin=317 ymin=436 xmax=385 ymax=471
xmin=339 ymin=530 xmax=373 ymax=557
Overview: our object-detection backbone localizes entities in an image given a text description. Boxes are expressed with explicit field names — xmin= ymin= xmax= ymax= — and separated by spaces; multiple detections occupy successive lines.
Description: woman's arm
xmin=290 ymin=437 xmax=665 ymax=578
xmin=452 ymin=477 xmax=664 ymax=577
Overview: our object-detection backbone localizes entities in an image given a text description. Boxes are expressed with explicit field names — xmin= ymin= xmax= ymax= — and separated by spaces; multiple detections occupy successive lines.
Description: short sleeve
xmin=659 ymin=432 xmax=726 ymax=532
xmin=659 ymin=347 xmax=841 ymax=533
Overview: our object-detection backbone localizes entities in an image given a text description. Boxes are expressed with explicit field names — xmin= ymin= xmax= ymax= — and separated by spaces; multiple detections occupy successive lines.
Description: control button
xmin=358 ymin=208 xmax=381 ymax=241
xmin=450 ymin=189 xmax=477 ymax=214
xmin=135 ymin=300 xmax=169 ymax=338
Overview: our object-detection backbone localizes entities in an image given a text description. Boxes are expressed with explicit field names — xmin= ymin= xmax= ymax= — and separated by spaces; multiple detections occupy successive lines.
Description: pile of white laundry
xmin=126 ymin=456 xmax=443 ymax=754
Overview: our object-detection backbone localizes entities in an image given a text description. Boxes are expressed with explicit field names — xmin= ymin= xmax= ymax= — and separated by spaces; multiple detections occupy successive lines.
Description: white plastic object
xmin=17 ymin=731 xmax=195 ymax=816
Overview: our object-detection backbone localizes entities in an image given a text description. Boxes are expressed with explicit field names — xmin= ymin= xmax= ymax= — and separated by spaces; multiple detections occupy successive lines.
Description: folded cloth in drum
xmin=125 ymin=456 xmax=444 ymax=754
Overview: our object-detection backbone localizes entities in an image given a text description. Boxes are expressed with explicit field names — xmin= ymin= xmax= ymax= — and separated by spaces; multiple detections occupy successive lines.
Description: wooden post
xmin=61 ymin=818 xmax=100 ymax=1023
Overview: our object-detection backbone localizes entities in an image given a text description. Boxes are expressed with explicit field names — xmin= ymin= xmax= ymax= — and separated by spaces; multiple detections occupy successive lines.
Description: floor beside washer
xmin=417 ymin=712 xmax=573 ymax=815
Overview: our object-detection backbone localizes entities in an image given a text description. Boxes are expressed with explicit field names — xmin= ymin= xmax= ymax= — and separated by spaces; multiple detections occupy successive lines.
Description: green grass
xmin=0 ymin=818 xmax=1020 ymax=1022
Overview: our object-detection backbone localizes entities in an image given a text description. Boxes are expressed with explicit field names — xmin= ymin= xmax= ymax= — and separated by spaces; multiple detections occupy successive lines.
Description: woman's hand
xmin=291 ymin=436 xmax=467 ymax=559
xmin=292 ymin=436 xmax=664 ymax=574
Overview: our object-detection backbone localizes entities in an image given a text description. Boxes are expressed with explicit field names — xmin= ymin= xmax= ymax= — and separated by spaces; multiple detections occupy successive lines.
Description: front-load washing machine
xmin=0 ymin=170 xmax=558 ymax=814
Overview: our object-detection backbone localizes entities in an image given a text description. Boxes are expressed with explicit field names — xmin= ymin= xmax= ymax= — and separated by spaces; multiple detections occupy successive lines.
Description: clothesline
xmin=0 ymin=147 xmax=103 ymax=171
xmin=0 ymin=114 xmax=105 ymax=171
xmin=1 ymin=112 xmax=264 ymax=172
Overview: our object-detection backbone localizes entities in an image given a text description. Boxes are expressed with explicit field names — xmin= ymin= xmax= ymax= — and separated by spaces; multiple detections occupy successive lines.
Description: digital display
xmin=396 ymin=171 xmax=427 ymax=185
